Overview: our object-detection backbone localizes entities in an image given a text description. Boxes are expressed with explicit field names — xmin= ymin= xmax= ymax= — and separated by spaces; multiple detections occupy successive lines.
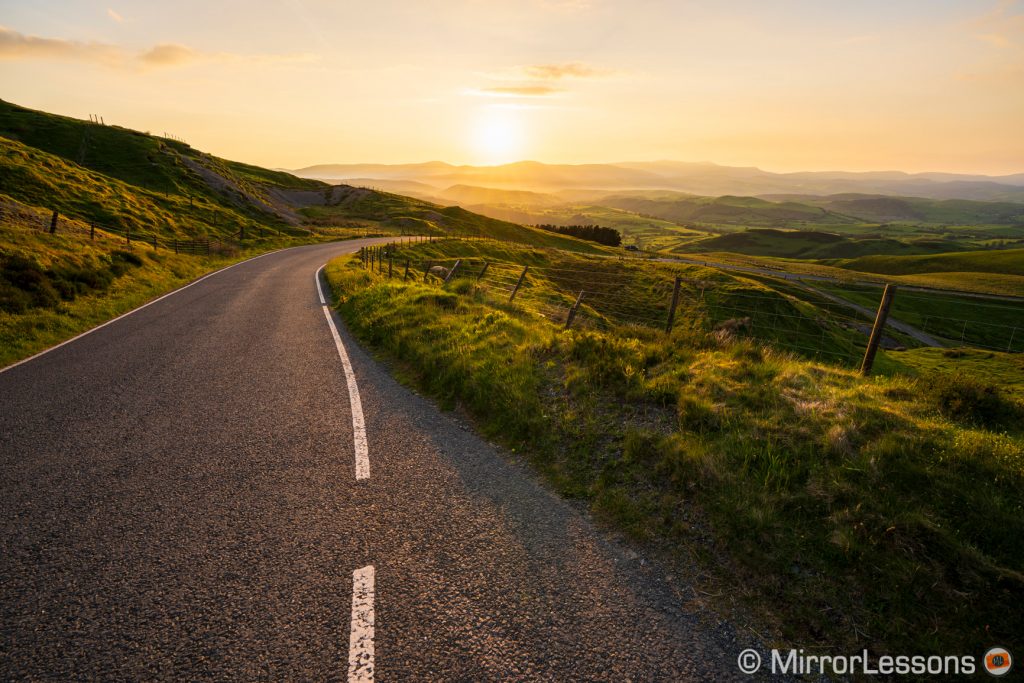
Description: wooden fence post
xmin=476 ymin=261 xmax=490 ymax=281
xmin=565 ymin=290 xmax=584 ymax=329
xmin=174 ymin=239 xmax=179 ymax=254
xmin=443 ymin=259 xmax=461 ymax=285
xmin=423 ymin=260 xmax=432 ymax=282
xmin=403 ymin=260 xmax=410 ymax=281
xmin=90 ymin=223 xmax=95 ymax=240
xmin=509 ymin=266 xmax=529 ymax=302
xmin=388 ymin=255 xmax=393 ymax=278
xmin=49 ymin=210 xmax=58 ymax=234
xmin=860 ymin=284 xmax=895 ymax=376
xmin=152 ymin=234 xmax=158 ymax=250
xmin=665 ymin=276 xmax=682 ymax=334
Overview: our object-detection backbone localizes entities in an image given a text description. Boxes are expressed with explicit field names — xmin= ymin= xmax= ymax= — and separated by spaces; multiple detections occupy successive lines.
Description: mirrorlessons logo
xmin=736 ymin=647 xmax=1013 ymax=677
xmin=984 ymin=648 xmax=1012 ymax=677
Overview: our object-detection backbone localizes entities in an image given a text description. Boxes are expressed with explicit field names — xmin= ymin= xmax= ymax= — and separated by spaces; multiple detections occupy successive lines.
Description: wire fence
xmin=0 ymin=203 xmax=314 ymax=256
xmin=357 ymin=240 xmax=1024 ymax=370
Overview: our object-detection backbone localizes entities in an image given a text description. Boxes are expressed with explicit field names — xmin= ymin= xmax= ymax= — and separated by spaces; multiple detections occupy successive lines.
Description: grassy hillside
xmin=300 ymin=187 xmax=610 ymax=253
xmin=687 ymin=228 xmax=978 ymax=259
xmin=599 ymin=194 xmax=855 ymax=229
xmin=782 ymin=193 xmax=1024 ymax=225
xmin=325 ymin=238 xmax=1023 ymax=660
xmin=834 ymin=248 xmax=1024 ymax=278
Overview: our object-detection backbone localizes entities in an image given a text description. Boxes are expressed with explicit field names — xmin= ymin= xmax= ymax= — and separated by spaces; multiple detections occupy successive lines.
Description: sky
xmin=1 ymin=0 xmax=1022 ymax=174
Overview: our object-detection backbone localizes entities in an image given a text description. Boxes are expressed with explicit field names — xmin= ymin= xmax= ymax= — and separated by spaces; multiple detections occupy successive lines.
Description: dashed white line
xmin=347 ymin=565 xmax=376 ymax=683
xmin=316 ymin=266 xmax=370 ymax=480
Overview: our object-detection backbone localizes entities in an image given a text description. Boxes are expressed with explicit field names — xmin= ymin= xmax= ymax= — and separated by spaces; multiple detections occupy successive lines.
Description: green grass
xmin=814 ymin=282 xmax=1024 ymax=352
xmin=879 ymin=347 xmax=1024 ymax=401
xmin=325 ymin=238 xmax=1023 ymax=662
xmin=302 ymin=190 xmax=612 ymax=253
xmin=0 ymin=220 xmax=335 ymax=367
xmin=833 ymin=248 xmax=1024 ymax=278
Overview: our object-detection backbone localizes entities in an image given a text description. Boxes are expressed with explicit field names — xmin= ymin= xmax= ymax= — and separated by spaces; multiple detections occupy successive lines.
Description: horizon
xmin=2 ymin=1 xmax=1023 ymax=176
xmin=289 ymin=157 xmax=1024 ymax=178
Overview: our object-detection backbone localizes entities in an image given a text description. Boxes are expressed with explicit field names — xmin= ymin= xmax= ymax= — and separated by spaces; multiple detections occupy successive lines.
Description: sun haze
xmin=1 ymin=1 xmax=1022 ymax=174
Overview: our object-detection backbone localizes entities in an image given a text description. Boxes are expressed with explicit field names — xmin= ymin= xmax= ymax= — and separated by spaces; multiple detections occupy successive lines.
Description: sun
xmin=471 ymin=110 xmax=525 ymax=165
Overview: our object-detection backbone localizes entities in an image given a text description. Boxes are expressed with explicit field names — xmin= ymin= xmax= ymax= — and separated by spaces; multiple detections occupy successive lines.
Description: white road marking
xmin=347 ymin=565 xmax=376 ymax=683
xmin=316 ymin=266 xmax=370 ymax=480
xmin=0 ymin=249 xmax=288 ymax=376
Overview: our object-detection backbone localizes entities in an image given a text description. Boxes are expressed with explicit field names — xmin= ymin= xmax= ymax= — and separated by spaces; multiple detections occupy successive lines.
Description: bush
xmin=930 ymin=372 xmax=1021 ymax=428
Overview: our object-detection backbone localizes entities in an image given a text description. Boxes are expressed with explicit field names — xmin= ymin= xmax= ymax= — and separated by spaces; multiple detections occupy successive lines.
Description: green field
xmin=325 ymin=237 xmax=1024 ymax=658
xmin=814 ymin=281 xmax=1024 ymax=352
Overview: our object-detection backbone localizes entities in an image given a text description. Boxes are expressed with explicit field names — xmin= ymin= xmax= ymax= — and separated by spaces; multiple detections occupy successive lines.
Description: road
xmin=0 ymin=240 xmax=748 ymax=681
xmin=792 ymin=282 xmax=944 ymax=347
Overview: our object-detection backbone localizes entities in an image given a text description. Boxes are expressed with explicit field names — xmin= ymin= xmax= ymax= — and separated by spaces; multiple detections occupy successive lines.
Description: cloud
xmin=969 ymin=0 xmax=1024 ymax=48
xmin=519 ymin=62 xmax=609 ymax=80
xmin=0 ymin=25 xmax=315 ymax=68
xmin=0 ymin=25 xmax=121 ymax=64
xmin=469 ymin=60 xmax=611 ymax=99
xmin=107 ymin=8 xmax=124 ymax=23
xmin=476 ymin=85 xmax=563 ymax=97
xmin=139 ymin=43 xmax=198 ymax=66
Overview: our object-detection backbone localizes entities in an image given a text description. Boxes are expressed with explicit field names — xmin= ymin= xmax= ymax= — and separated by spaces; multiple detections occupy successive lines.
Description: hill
xmin=292 ymin=159 xmax=1024 ymax=202
xmin=0 ymin=99 xmax=596 ymax=251
xmin=687 ymin=228 xmax=979 ymax=259
xmin=762 ymin=193 xmax=1024 ymax=225
xmin=833 ymin=248 xmax=1024 ymax=278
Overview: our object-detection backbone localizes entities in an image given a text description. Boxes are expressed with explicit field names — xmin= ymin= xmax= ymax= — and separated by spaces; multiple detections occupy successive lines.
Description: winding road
xmin=0 ymin=240 xmax=747 ymax=680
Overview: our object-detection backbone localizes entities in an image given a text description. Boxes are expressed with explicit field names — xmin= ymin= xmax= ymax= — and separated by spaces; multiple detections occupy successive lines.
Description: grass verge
xmin=325 ymin=240 xmax=1023 ymax=664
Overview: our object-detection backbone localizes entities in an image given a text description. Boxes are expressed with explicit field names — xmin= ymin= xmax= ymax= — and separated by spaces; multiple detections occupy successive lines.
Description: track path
xmin=1 ymin=240 xmax=744 ymax=680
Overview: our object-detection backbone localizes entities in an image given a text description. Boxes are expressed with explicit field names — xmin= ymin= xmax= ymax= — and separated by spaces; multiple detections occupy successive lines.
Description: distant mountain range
xmin=291 ymin=160 xmax=1024 ymax=203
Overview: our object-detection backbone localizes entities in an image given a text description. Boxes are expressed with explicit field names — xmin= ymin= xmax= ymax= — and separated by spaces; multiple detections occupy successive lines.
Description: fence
xmin=0 ymin=205 xmax=299 ymax=256
xmin=356 ymin=240 xmax=1024 ymax=374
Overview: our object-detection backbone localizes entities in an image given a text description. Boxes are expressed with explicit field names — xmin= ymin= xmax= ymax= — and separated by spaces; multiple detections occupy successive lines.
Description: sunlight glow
xmin=471 ymin=110 xmax=525 ymax=165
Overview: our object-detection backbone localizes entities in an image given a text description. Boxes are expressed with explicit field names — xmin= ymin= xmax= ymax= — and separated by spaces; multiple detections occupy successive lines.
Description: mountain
xmin=292 ymin=160 xmax=1024 ymax=203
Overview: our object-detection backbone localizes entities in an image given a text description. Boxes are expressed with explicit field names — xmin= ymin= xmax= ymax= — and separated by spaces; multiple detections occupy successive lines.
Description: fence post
xmin=1008 ymin=327 xmax=1017 ymax=353
xmin=49 ymin=210 xmax=58 ymax=234
xmin=509 ymin=266 xmax=529 ymax=302
xmin=174 ymin=239 xmax=179 ymax=254
xmin=423 ymin=260 xmax=432 ymax=282
xmin=443 ymin=259 xmax=461 ymax=285
xmin=665 ymin=276 xmax=682 ymax=334
xmin=152 ymin=234 xmax=158 ymax=250
xmin=90 ymin=223 xmax=95 ymax=240
xmin=403 ymin=260 xmax=410 ymax=281
xmin=476 ymin=261 xmax=490 ymax=281
xmin=860 ymin=284 xmax=895 ymax=376
xmin=388 ymin=255 xmax=393 ymax=278
xmin=565 ymin=290 xmax=584 ymax=329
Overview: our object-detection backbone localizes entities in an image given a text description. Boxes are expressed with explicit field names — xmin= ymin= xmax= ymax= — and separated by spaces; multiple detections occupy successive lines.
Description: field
xmin=325 ymin=237 xmax=1023 ymax=658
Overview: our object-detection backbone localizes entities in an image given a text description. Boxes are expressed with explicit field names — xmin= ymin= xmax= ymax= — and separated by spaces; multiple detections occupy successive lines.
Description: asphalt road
xmin=1 ymin=240 xmax=748 ymax=681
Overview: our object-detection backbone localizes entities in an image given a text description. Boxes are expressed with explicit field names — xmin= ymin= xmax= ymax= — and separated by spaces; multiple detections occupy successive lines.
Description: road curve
xmin=1 ymin=240 xmax=747 ymax=680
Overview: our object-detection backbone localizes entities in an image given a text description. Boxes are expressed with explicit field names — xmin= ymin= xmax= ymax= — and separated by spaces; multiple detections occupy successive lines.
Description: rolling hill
xmin=292 ymin=159 xmax=1024 ymax=202
xmin=685 ymin=228 xmax=979 ymax=259
xmin=0 ymin=99 xmax=596 ymax=251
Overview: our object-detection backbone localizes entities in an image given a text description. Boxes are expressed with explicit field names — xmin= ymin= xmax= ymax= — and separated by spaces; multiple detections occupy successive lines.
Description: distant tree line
xmin=535 ymin=224 xmax=622 ymax=246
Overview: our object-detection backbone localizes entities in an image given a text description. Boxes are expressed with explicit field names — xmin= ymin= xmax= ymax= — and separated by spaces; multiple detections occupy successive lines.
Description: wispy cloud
xmin=471 ymin=60 xmax=611 ymax=99
xmin=519 ymin=62 xmax=609 ymax=80
xmin=107 ymin=8 xmax=124 ymax=23
xmin=475 ymin=85 xmax=562 ymax=97
xmin=0 ymin=25 xmax=316 ymax=68
xmin=969 ymin=0 xmax=1024 ymax=48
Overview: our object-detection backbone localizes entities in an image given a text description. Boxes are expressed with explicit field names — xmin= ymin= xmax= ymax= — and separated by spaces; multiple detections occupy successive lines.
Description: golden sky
xmin=1 ymin=0 xmax=1022 ymax=174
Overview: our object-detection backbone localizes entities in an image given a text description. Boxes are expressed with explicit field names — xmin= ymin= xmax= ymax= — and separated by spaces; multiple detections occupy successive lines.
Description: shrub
xmin=929 ymin=372 xmax=1021 ymax=428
